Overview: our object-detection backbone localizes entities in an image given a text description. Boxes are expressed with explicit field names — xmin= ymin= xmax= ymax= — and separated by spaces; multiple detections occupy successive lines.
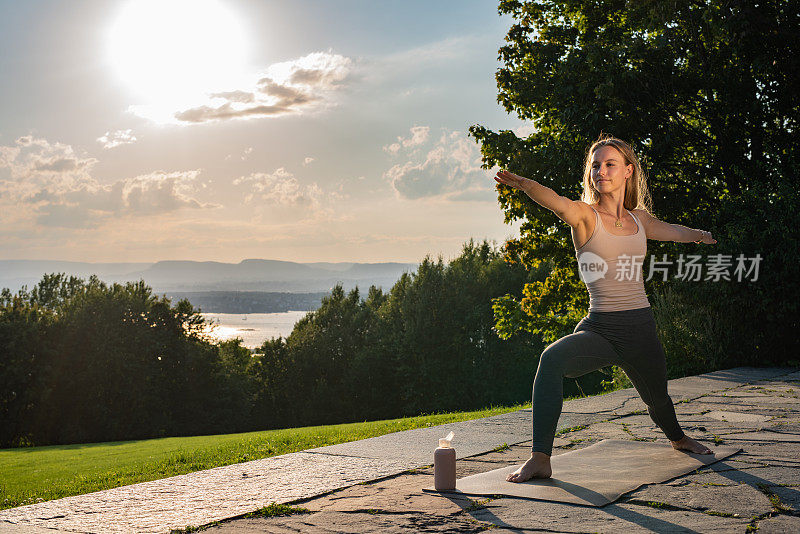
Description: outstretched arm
xmin=634 ymin=210 xmax=717 ymax=244
xmin=494 ymin=169 xmax=587 ymax=228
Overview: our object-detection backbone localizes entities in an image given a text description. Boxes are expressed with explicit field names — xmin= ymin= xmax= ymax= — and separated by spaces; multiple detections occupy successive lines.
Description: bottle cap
xmin=438 ymin=431 xmax=455 ymax=448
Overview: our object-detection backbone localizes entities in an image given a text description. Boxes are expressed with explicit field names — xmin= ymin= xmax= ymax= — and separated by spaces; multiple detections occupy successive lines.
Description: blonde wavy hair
xmin=580 ymin=133 xmax=654 ymax=215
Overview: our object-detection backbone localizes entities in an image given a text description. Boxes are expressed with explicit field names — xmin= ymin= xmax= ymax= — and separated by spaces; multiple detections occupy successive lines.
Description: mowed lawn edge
xmin=0 ymin=403 xmax=529 ymax=510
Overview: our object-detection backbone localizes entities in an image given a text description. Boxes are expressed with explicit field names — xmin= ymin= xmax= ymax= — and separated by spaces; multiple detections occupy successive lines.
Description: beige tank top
xmin=575 ymin=206 xmax=651 ymax=312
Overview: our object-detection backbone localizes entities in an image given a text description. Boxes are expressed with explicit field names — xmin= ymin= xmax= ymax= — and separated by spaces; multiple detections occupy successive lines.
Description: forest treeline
xmin=1 ymin=240 xmax=563 ymax=448
xmin=2 ymin=235 xmax=796 ymax=448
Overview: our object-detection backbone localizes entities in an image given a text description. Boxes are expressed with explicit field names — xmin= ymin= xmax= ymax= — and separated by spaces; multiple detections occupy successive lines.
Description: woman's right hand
xmin=695 ymin=230 xmax=718 ymax=244
xmin=494 ymin=169 xmax=529 ymax=192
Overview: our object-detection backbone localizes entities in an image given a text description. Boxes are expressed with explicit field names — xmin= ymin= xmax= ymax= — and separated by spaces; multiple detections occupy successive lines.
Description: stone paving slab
xmin=665 ymin=367 xmax=795 ymax=399
xmin=0 ymin=366 xmax=796 ymax=533
xmin=303 ymin=409 xmax=603 ymax=465
xmin=758 ymin=514 xmax=800 ymax=533
xmin=717 ymin=430 xmax=800 ymax=442
xmin=0 ymin=523 xmax=71 ymax=533
xmin=704 ymin=410 xmax=773 ymax=424
xmin=628 ymin=477 xmax=773 ymax=517
xmin=666 ymin=462 xmax=800 ymax=487
xmin=471 ymin=501 xmax=754 ymax=533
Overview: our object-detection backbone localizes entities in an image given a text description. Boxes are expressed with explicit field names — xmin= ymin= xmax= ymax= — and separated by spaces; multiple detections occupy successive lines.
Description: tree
xmin=0 ymin=293 xmax=53 ymax=446
xmin=470 ymin=0 xmax=799 ymax=363
xmin=377 ymin=239 xmax=547 ymax=415
xmin=0 ymin=273 xmax=240 ymax=446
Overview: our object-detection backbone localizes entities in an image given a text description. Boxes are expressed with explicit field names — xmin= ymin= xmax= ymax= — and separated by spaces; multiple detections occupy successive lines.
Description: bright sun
xmin=107 ymin=0 xmax=248 ymax=105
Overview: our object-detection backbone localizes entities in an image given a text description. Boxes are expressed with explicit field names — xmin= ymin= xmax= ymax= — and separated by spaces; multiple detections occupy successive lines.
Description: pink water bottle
xmin=434 ymin=431 xmax=456 ymax=491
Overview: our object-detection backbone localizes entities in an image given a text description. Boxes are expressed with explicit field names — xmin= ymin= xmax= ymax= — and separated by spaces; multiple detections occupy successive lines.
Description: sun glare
xmin=107 ymin=0 xmax=249 ymax=108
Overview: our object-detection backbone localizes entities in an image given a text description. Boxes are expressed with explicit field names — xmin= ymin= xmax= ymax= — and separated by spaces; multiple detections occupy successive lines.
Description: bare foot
xmin=671 ymin=435 xmax=713 ymax=454
xmin=506 ymin=452 xmax=552 ymax=482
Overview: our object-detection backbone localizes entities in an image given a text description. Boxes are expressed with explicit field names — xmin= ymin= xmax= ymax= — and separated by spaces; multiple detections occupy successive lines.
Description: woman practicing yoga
xmin=494 ymin=135 xmax=717 ymax=483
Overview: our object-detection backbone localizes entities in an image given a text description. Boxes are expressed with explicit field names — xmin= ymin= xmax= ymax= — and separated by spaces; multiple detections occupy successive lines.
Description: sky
xmin=0 ymin=0 xmax=532 ymax=264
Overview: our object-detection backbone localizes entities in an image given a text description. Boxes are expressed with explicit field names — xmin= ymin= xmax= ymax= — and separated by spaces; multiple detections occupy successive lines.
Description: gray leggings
xmin=531 ymin=306 xmax=685 ymax=455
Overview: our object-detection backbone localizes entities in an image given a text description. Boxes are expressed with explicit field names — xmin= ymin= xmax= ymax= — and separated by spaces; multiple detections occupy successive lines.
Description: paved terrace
xmin=1 ymin=366 xmax=799 ymax=533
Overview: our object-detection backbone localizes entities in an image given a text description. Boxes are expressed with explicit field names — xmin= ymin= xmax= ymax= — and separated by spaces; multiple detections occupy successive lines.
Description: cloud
xmin=232 ymin=167 xmax=346 ymax=223
xmin=1 ymin=135 xmax=98 ymax=180
xmin=0 ymin=136 xmax=217 ymax=228
xmin=224 ymin=147 xmax=254 ymax=161
xmin=234 ymin=167 xmax=323 ymax=207
xmin=123 ymin=171 xmax=214 ymax=215
xmin=265 ymin=51 xmax=353 ymax=89
xmin=256 ymin=79 xmax=314 ymax=105
xmin=383 ymin=126 xmax=430 ymax=155
xmin=175 ymin=102 xmax=291 ymax=123
xmin=97 ymin=129 xmax=137 ymax=149
xmin=33 ymin=157 xmax=90 ymax=173
xmin=149 ymin=50 xmax=354 ymax=125
xmin=28 ymin=170 xmax=217 ymax=227
xmin=382 ymin=127 xmax=495 ymax=202
xmin=208 ymin=90 xmax=256 ymax=103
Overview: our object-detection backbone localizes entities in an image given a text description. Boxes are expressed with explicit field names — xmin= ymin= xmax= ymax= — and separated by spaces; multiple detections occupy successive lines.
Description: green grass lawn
xmin=0 ymin=403 xmax=529 ymax=510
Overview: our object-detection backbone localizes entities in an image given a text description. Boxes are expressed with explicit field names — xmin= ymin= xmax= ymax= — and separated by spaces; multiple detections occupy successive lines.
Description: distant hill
xmin=0 ymin=259 xmax=420 ymax=295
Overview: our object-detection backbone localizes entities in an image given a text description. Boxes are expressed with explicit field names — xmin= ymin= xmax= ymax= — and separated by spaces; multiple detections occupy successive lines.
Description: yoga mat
xmin=423 ymin=439 xmax=740 ymax=506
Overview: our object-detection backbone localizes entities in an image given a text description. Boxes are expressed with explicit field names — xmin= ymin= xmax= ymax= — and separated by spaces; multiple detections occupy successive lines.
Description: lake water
xmin=199 ymin=310 xmax=311 ymax=349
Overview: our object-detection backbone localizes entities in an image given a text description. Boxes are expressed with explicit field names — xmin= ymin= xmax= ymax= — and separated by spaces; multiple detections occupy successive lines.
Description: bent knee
xmin=537 ymin=345 xmax=566 ymax=372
